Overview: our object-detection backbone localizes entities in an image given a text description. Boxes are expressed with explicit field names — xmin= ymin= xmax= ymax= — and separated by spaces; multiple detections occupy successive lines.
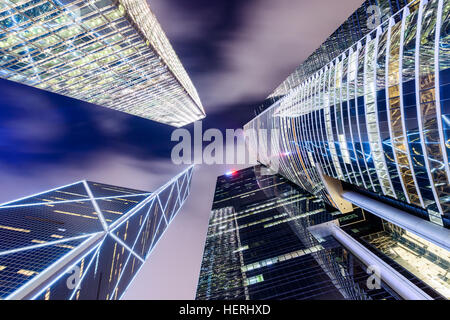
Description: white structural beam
xmin=342 ymin=191 xmax=450 ymax=252
xmin=5 ymin=232 xmax=106 ymax=300
xmin=328 ymin=223 xmax=433 ymax=300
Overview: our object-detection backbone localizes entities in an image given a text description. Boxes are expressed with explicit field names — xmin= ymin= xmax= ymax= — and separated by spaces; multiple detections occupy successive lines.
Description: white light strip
xmin=0 ymin=181 xmax=85 ymax=207
xmin=83 ymin=181 xmax=108 ymax=232
xmin=68 ymin=243 xmax=103 ymax=300
xmin=6 ymin=232 xmax=106 ymax=300
xmin=109 ymin=233 xmax=144 ymax=264
xmin=157 ymin=196 xmax=169 ymax=226
xmin=31 ymin=241 xmax=104 ymax=301
xmin=0 ymin=233 xmax=95 ymax=257
xmin=0 ymin=193 xmax=152 ymax=209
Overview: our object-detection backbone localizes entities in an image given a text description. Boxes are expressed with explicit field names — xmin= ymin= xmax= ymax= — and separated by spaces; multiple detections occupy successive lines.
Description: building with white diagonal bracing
xmin=0 ymin=165 xmax=194 ymax=300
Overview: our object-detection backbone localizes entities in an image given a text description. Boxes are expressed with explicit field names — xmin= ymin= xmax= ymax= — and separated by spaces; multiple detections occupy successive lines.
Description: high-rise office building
xmin=0 ymin=165 xmax=194 ymax=300
xmin=244 ymin=0 xmax=450 ymax=257
xmin=196 ymin=166 xmax=448 ymax=300
xmin=0 ymin=0 xmax=205 ymax=127
xmin=241 ymin=0 xmax=450 ymax=300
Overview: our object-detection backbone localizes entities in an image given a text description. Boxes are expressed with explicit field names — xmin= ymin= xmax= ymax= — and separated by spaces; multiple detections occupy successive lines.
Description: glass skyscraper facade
xmin=245 ymin=0 xmax=450 ymax=231
xmin=0 ymin=165 xmax=193 ymax=300
xmin=196 ymin=166 xmax=448 ymax=300
xmin=242 ymin=0 xmax=450 ymax=300
xmin=0 ymin=0 xmax=205 ymax=127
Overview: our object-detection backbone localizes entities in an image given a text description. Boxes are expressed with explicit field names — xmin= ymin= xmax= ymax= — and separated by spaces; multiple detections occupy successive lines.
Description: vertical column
xmin=365 ymin=26 xmax=397 ymax=198
xmin=416 ymin=0 xmax=449 ymax=225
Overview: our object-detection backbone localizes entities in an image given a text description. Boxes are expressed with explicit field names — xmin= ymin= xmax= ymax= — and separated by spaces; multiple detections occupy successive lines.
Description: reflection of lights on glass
xmin=442 ymin=115 xmax=450 ymax=127
xmin=225 ymin=170 xmax=237 ymax=177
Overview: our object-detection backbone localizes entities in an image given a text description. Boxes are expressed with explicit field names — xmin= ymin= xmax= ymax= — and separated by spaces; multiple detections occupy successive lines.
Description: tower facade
xmin=244 ymin=0 xmax=450 ymax=248
xmin=196 ymin=166 xmax=448 ymax=300
xmin=242 ymin=0 xmax=450 ymax=300
xmin=0 ymin=165 xmax=194 ymax=300
xmin=0 ymin=0 xmax=205 ymax=127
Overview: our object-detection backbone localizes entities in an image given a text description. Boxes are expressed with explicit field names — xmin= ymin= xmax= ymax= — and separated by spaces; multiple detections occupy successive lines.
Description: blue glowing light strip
xmin=5 ymin=231 xmax=106 ymax=300
xmin=0 ymin=233 xmax=95 ymax=257
xmin=0 ymin=193 xmax=152 ymax=209
xmin=119 ymin=193 xmax=188 ymax=300
xmin=68 ymin=242 xmax=104 ymax=300
xmin=0 ymin=181 xmax=85 ymax=207
xmin=83 ymin=180 xmax=108 ymax=232
xmin=109 ymin=233 xmax=145 ymax=263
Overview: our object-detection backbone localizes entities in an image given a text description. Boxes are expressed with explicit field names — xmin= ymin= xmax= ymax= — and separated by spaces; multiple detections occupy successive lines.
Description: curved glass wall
xmin=345 ymin=48 xmax=366 ymax=187
xmin=365 ymin=32 xmax=396 ymax=198
xmin=358 ymin=42 xmax=379 ymax=192
xmin=388 ymin=17 xmax=423 ymax=205
xmin=244 ymin=0 xmax=450 ymax=228
xmin=418 ymin=0 xmax=450 ymax=220
xmin=353 ymin=46 xmax=374 ymax=190
xmin=326 ymin=62 xmax=345 ymax=180
xmin=377 ymin=23 xmax=409 ymax=203
xmin=438 ymin=0 xmax=450 ymax=221
xmin=402 ymin=4 xmax=438 ymax=213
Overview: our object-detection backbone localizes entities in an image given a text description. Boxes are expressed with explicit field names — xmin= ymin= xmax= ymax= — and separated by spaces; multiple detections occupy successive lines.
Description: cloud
xmin=0 ymin=81 xmax=67 ymax=150
xmin=0 ymin=152 xmax=183 ymax=204
xmin=146 ymin=0 xmax=216 ymax=42
xmin=149 ymin=0 xmax=365 ymax=114
xmin=199 ymin=0 xmax=365 ymax=110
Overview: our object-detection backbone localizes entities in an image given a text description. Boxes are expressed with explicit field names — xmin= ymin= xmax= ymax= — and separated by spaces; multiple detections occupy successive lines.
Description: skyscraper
xmin=255 ymin=0 xmax=423 ymax=115
xmin=0 ymin=165 xmax=194 ymax=300
xmin=244 ymin=0 xmax=450 ymax=253
xmin=0 ymin=0 xmax=205 ymax=127
xmin=196 ymin=166 xmax=448 ymax=300
xmin=238 ymin=0 xmax=450 ymax=300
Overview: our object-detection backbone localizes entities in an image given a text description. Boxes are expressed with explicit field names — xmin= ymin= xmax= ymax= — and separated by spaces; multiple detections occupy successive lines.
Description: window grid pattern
xmin=0 ymin=165 xmax=194 ymax=299
xmin=0 ymin=0 xmax=205 ymax=127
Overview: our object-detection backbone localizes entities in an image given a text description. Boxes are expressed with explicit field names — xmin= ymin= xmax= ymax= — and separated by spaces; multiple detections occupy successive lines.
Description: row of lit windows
xmin=241 ymin=245 xmax=323 ymax=273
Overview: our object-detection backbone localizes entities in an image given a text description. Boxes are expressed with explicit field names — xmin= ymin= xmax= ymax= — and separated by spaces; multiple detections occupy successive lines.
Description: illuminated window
xmin=245 ymin=274 xmax=264 ymax=286
xmin=17 ymin=269 xmax=37 ymax=277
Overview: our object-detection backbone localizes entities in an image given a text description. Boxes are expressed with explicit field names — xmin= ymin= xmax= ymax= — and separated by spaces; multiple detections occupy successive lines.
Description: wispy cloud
xmin=150 ymin=0 xmax=364 ymax=116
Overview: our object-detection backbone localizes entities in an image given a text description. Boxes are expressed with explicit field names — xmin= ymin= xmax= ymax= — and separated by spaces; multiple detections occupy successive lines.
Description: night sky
xmin=0 ymin=0 xmax=364 ymax=299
